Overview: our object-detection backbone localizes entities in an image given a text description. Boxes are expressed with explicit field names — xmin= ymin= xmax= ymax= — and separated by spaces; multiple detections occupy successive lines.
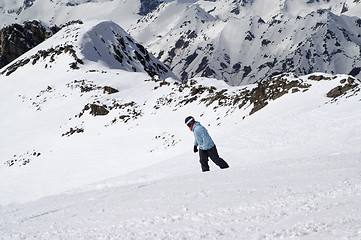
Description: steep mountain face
xmin=130 ymin=1 xmax=361 ymax=85
xmin=1 ymin=20 xmax=176 ymax=80
xmin=0 ymin=20 xmax=60 ymax=69
xmin=139 ymin=0 xmax=164 ymax=16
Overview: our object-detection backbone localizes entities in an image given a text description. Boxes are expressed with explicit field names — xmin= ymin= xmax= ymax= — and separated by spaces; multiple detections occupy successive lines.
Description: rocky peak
xmin=1 ymin=20 xmax=177 ymax=81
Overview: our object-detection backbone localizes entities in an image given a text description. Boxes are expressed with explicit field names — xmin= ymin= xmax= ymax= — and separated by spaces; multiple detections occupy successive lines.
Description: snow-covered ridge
xmin=1 ymin=20 xmax=177 ymax=80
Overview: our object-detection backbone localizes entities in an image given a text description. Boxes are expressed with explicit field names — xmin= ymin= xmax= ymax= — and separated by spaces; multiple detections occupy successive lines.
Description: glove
xmin=193 ymin=146 xmax=198 ymax=153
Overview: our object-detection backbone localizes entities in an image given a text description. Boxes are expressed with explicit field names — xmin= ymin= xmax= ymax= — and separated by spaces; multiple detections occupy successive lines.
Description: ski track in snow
xmin=1 ymin=153 xmax=361 ymax=239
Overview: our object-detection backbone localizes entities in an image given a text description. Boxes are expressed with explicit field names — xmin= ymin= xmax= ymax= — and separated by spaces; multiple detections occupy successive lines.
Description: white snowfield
xmin=1 ymin=21 xmax=361 ymax=239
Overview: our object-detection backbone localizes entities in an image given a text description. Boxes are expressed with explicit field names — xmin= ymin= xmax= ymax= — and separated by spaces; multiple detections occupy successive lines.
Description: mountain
xmin=1 ymin=20 xmax=176 ymax=80
xmin=1 ymin=12 xmax=361 ymax=239
xmin=2 ymin=0 xmax=360 ymax=28
xmin=2 ymin=0 xmax=361 ymax=85
xmin=129 ymin=1 xmax=361 ymax=85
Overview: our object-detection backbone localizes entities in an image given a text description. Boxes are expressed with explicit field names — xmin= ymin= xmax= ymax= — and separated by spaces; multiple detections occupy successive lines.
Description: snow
xmin=1 ymin=111 xmax=361 ymax=239
xmin=1 ymin=152 xmax=361 ymax=239
xmin=1 ymin=44 xmax=361 ymax=239
xmin=1 ymin=14 xmax=361 ymax=240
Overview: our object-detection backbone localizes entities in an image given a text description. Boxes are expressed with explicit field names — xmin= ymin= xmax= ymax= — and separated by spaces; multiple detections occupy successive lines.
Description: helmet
xmin=185 ymin=116 xmax=195 ymax=127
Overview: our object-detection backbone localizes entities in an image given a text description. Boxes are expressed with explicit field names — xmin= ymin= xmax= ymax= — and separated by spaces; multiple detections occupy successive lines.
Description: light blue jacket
xmin=192 ymin=121 xmax=215 ymax=150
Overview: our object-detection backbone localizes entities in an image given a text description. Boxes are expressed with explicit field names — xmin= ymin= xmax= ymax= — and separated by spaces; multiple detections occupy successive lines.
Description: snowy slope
xmin=1 ymin=153 xmax=361 ymax=239
xmin=1 ymin=20 xmax=361 ymax=205
xmin=0 ymin=20 xmax=179 ymax=204
xmin=0 ymin=22 xmax=360 ymax=202
xmin=0 ymin=69 xmax=361 ymax=238
xmin=1 ymin=9 xmax=361 ymax=239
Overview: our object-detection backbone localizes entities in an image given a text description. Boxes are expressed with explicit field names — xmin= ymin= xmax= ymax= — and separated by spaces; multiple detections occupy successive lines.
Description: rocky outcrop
xmin=139 ymin=0 xmax=163 ymax=16
xmin=148 ymin=73 xmax=360 ymax=118
xmin=0 ymin=20 xmax=60 ymax=69
xmin=4 ymin=150 xmax=41 ymax=167
xmin=326 ymin=77 xmax=360 ymax=100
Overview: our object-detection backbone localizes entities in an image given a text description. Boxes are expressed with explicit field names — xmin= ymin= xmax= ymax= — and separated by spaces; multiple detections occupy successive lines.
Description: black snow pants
xmin=199 ymin=145 xmax=229 ymax=172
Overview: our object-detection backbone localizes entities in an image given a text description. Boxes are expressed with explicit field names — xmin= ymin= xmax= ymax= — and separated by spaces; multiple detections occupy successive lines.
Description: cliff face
xmin=0 ymin=20 xmax=59 ymax=69
xmin=139 ymin=0 xmax=163 ymax=16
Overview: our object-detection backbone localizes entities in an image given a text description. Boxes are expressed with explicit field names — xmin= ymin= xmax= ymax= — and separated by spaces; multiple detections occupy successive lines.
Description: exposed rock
xmin=308 ymin=75 xmax=332 ymax=81
xmin=62 ymin=127 xmax=84 ymax=137
xmin=326 ymin=77 xmax=359 ymax=99
xmin=1 ymin=44 xmax=82 ymax=76
xmin=154 ymin=73 xmax=316 ymax=115
xmin=89 ymin=104 xmax=109 ymax=116
xmin=4 ymin=150 xmax=41 ymax=167
xmin=103 ymin=86 xmax=119 ymax=94
xmin=0 ymin=20 xmax=60 ymax=69
xmin=248 ymin=74 xmax=310 ymax=115
xmin=139 ymin=0 xmax=163 ymax=16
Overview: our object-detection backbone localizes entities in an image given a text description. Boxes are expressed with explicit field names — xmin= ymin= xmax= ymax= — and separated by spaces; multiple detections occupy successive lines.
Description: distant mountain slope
xmin=1 ymin=20 xmax=177 ymax=80
xmin=130 ymin=2 xmax=361 ymax=85
xmin=2 ymin=0 xmax=360 ymax=28
xmin=2 ymin=0 xmax=361 ymax=85
xmin=0 ymin=0 xmax=142 ymax=29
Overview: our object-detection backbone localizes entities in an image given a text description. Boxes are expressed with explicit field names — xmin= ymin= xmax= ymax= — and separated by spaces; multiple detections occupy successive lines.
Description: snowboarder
xmin=185 ymin=116 xmax=229 ymax=172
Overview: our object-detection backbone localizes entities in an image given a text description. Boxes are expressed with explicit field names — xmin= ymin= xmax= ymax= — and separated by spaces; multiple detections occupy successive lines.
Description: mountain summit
xmin=1 ymin=20 xmax=177 ymax=80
